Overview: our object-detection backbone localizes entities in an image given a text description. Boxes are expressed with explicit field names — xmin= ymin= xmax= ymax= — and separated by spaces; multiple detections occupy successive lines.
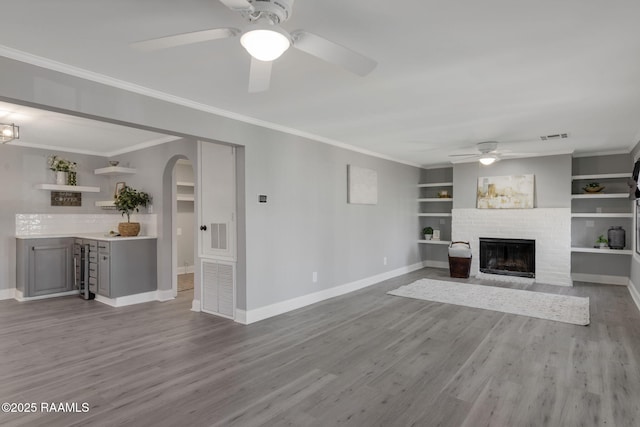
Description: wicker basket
xmin=118 ymin=222 xmax=140 ymax=237
xmin=448 ymin=241 xmax=472 ymax=278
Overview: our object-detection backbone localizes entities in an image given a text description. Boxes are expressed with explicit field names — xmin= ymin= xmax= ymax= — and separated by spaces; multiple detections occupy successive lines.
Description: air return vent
xmin=540 ymin=133 xmax=569 ymax=141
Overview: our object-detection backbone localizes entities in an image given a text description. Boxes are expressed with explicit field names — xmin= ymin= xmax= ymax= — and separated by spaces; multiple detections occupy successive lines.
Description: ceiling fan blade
xmin=131 ymin=28 xmax=240 ymax=52
xmin=290 ymin=30 xmax=377 ymax=76
xmin=449 ymin=153 xmax=479 ymax=157
xmin=248 ymin=58 xmax=272 ymax=93
xmin=219 ymin=0 xmax=255 ymax=12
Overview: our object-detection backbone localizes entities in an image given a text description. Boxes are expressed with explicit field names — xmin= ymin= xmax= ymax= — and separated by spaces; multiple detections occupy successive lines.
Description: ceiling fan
xmin=449 ymin=141 xmax=536 ymax=165
xmin=131 ymin=0 xmax=377 ymax=93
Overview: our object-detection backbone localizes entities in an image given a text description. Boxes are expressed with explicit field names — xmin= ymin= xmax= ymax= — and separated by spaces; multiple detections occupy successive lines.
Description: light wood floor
xmin=1 ymin=268 xmax=640 ymax=426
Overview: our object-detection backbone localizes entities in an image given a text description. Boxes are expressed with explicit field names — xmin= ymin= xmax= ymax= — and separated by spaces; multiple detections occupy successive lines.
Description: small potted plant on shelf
xmin=596 ymin=235 xmax=608 ymax=249
xmin=114 ymin=185 xmax=151 ymax=237
xmin=423 ymin=226 xmax=434 ymax=240
xmin=47 ymin=155 xmax=77 ymax=185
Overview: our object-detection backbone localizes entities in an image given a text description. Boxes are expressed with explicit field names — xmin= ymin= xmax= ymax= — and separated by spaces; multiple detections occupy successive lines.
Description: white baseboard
xmin=424 ymin=260 xmax=449 ymax=269
xmin=0 ymin=288 xmax=15 ymax=300
xmin=191 ymin=298 xmax=201 ymax=312
xmin=628 ymin=280 xmax=640 ymax=314
xmin=240 ymin=261 xmax=427 ymax=325
xmin=177 ymin=265 xmax=195 ymax=275
xmin=14 ymin=289 xmax=79 ymax=301
xmin=156 ymin=289 xmax=175 ymax=302
xmin=571 ymin=273 xmax=629 ymax=286
xmin=95 ymin=290 xmax=157 ymax=308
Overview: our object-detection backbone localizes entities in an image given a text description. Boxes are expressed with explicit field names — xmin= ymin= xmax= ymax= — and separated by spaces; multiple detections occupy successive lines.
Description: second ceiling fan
xmin=132 ymin=0 xmax=377 ymax=92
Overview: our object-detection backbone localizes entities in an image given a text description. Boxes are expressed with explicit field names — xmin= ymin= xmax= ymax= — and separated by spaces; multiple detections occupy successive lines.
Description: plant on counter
xmin=114 ymin=186 xmax=151 ymax=222
xmin=47 ymin=155 xmax=77 ymax=172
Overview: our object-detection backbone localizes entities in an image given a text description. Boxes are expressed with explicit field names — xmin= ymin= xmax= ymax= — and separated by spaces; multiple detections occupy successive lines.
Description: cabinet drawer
xmin=89 ymin=264 xmax=97 ymax=278
xmin=98 ymin=243 xmax=110 ymax=253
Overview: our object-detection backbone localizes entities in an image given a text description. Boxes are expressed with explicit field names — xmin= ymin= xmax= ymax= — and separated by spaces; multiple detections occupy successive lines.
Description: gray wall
xmin=453 ymin=154 xmax=572 ymax=208
xmin=0 ymin=56 xmax=423 ymax=313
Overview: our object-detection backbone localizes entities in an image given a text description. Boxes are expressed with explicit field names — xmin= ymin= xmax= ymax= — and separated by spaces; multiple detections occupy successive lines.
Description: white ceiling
xmin=1 ymin=0 xmax=640 ymax=165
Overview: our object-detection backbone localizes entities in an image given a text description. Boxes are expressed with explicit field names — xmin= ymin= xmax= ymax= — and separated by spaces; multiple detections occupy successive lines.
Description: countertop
xmin=16 ymin=233 xmax=157 ymax=241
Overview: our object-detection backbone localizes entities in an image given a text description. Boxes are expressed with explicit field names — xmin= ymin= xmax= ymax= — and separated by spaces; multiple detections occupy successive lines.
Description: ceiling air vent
xmin=540 ymin=133 xmax=569 ymax=141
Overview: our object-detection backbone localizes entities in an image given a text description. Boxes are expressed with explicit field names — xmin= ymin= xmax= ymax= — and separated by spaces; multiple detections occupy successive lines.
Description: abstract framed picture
xmin=477 ymin=174 xmax=534 ymax=209
xmin=347 ymin=165 xmax=378 ymax=205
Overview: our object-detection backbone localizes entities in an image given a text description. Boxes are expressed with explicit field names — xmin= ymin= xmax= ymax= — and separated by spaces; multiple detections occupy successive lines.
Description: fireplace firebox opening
xmin=479 ymin=237 xmax=535 ymax=278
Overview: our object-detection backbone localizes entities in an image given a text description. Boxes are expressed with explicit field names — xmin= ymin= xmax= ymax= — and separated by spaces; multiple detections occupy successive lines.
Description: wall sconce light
xmin=0 ymin=123 xmax=19 ymax=143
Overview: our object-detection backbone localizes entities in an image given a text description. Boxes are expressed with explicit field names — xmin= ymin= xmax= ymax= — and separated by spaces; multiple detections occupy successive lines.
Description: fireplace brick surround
xmin=452 ymin=208 xmax=572 ymax=286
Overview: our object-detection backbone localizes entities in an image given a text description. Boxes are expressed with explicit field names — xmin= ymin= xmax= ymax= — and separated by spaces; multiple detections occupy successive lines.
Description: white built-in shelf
xmin=418 ymin=240 xmax=451 ymax=245
xmin=418 ymin=182 xmax=453 ymax=188
xmin=94 ymin=166 xmax=137 ymax=176
xmin=34 ymin=184 xmax=100 ymax=193
xmin=571 ymin=213 xmax=633 ymax=218
xmin=418 ymin=198 xmax=453 ymax=202
xmin=571 ymin=193 xmax=629 ymax=199
xmin=95 ymin=200 xmax=116 ymax=208
xmin=418 ymin=213 xmax=452 ymax=217
xmin=571 ymin=247 xmax=632 ymax=255
xmin=177 ymin=181 xmax=194 ymax=187
xmin=177 ymin=194 xmax=195 ymax=202
xmin=571 ymin=173 xmax=629 ymax=181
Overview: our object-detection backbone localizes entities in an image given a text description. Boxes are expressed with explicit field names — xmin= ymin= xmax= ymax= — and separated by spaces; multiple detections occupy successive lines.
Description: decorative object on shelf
xmin=596 ymin=235 xmax=608 ymax=249
xmin=47 ymin=155 xmax=77 ymax=185
xmin=583 ymin=182 xmax=604 ymax=193
xmin=477 ymin=175 xmax=534 ymax=209
xmin=114 ymin=185 xmax=151 ymax=237
xmin=432 ymin=229 xmax=441 ymax=241
xmin=108 ymin=160 xmax=120 ymax=167
xmin=0 ymin=122 xmax=19 ymax=143
xmin=630 ymin=160 xmax=640 ymax=200
xmin=423 ymin=226 xmax=433 ymax=240
xmin=114 ymin=181 xmax=126 ymax=199
xmin=607 ymin=226 xmax=625 ymax=249
xmin=67 ymin=171 xmax=77 ymax=186
xmin=438 ymin=190 xmax=450 ymax=198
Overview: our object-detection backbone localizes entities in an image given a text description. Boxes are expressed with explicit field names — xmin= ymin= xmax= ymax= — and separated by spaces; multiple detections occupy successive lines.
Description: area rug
xmin=387 ymin=279 xmax=590 ymax=325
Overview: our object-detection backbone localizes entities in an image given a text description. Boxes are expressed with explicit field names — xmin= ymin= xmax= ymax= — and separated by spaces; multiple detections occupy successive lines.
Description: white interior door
xmin=198 ymin=141 xmax=237 ymax=318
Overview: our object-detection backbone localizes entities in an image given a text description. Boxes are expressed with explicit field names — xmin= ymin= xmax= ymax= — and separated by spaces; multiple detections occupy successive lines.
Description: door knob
xmin=200 ymin=225 xmax=207 ymax=231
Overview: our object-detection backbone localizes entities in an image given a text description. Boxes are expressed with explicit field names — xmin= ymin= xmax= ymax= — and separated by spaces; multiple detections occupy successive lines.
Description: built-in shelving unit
xmin=418 ymin=240 xmax=452 ymax=245
xmin=571 ymin=167 xmax=633 ymax=258
xmin=571 ymin=247 xmax=632 ymax=255
xmin=94 ymin=166 xmax=137 ymax=176
xmin=34 ymin=184 xmax=100 ymax=192
xmin=177 ymin=181 xmax=195 ymax=203
xmin=418 ymin=213 xmax=453 ymax=217
xmin=417 ymin=198 xmax=454 ymax=202
xmin=418 ymin=182 xmax=453 ymax=188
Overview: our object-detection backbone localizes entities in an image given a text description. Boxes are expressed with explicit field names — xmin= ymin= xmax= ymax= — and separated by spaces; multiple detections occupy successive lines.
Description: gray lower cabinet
xmin=16 ymin=238 xmax=74 ymax=297
xmin=94 ymin=239 xmax=156 ymax=298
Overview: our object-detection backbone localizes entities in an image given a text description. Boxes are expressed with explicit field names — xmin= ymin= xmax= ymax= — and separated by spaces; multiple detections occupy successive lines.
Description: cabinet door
xmin=198 ymin=141 xmax=236 ymax=261
xmin=98 ymin=252 xmax=110 ymax=297
xmin=29 ymin=239 xmax=73 ymax=296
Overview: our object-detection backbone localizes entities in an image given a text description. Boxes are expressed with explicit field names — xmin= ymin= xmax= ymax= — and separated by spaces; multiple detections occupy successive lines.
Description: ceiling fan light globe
xmin=479 ymin=156 xmax=496 ymax=166
xmin=241 ymin=28 xmax=290 ymax=61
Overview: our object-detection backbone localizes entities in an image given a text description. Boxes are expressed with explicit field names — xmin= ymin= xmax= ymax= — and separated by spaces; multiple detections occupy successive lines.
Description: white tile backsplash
xmin=15 ymin=213 xmax=157 ymax=237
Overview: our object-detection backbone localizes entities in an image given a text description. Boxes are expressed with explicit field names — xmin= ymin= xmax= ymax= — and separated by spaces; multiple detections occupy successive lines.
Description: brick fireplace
xmin=452 ymin=208 xmax=572 ymax=286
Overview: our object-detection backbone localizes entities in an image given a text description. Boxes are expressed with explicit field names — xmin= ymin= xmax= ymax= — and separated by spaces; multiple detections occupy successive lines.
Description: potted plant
xmin=596 ymin=235 xmax=608 ymax=249
xmin=47 ymin=155 xmax=77 ymax=185
xmin=423 ymin=226 xmax=434 ymax=240
xmin=114 ymin=185 xmax=151 ymax=236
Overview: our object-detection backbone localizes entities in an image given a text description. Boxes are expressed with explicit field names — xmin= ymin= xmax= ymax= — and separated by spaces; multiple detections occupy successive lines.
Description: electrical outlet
xmin=383 ymin=257 xmax=387 ymax=265
xmin=312 ymin=272 xmax=318 ymax=283
xmin=586 ymin=220 xmax=594 ymax=228
xmin=439 ymin=219 xmax=445 ymax=224
xmin=177 ymin=227 xmax=182 ymax=236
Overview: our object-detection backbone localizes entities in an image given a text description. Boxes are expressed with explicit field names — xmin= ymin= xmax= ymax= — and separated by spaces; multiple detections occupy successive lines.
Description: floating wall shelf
xmin=34 ymin=184 xmax=100 ymax=193
xmin=94 ymin=166 xmax=137 ymax=176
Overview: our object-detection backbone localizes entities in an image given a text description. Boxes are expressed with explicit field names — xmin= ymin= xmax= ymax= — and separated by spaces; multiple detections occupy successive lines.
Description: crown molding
xmin=0 ymin=45 xmax=422 ymax=168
